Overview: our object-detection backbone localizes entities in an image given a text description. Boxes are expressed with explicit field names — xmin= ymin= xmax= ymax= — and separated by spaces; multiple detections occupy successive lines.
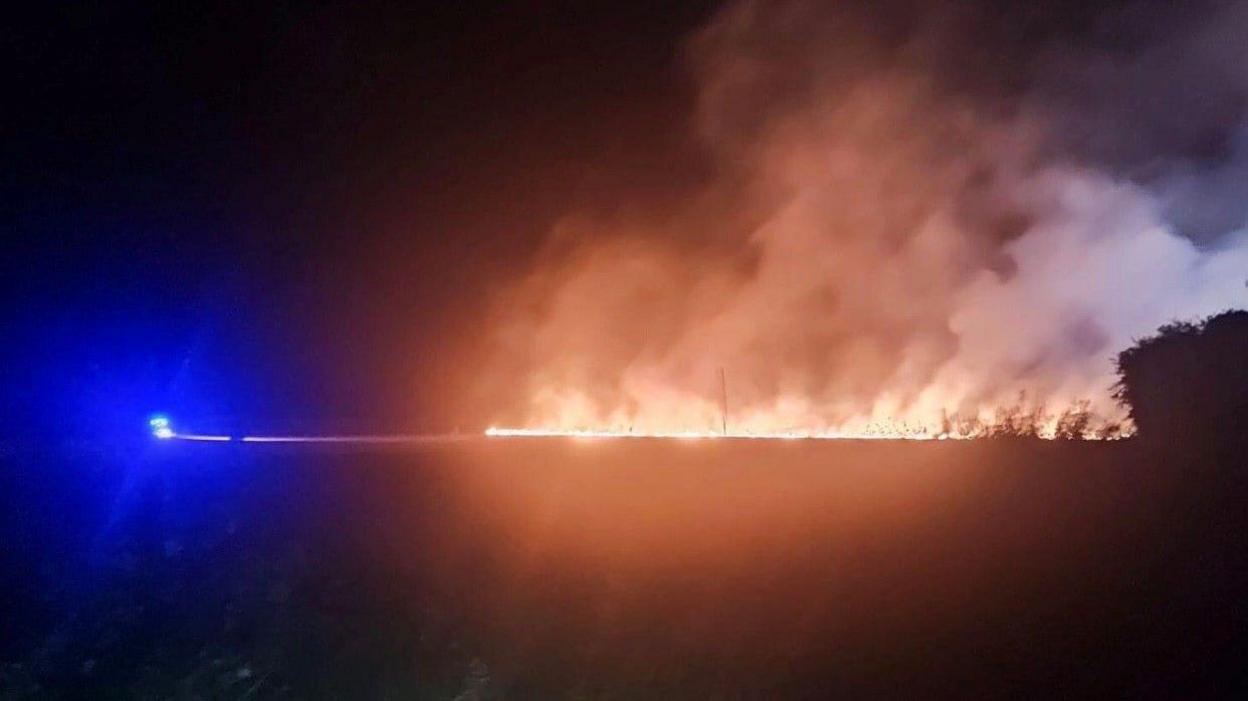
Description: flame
xmin=484 ymin=422 xmax=1124 ymax=441
xmin=487 ymin=385 xmax=1130 ymax=441
xmin=486 ymin=426 xmax=939 ymax=440
xmin=469 ymin=0 xmax=1248 ymax=449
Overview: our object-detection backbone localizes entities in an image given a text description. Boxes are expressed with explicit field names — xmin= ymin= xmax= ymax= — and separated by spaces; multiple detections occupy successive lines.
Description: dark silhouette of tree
xmin=1115 ymin=310 xmax=1248 ymax=442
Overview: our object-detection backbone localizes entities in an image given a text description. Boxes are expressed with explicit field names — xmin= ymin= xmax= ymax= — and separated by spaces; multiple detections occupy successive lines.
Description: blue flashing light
xmin=149 ymin=414 xmax=174 ymax=439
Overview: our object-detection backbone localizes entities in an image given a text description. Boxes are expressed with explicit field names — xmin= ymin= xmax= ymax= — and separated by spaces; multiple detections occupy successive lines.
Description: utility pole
xmin=719 ymin=367 xmax=729 ymax=436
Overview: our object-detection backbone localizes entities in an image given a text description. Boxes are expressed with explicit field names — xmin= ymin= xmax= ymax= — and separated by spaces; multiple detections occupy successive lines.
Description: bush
xmin=1115 ymin=310 xmax=1248 ymax=441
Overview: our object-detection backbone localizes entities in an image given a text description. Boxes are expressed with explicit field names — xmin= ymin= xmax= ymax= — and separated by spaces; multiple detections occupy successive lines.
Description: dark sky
xmin=5 ymin=0 xmax=1241 ymax=439
xmin=1 ymin=1 xmax=716 ymax=437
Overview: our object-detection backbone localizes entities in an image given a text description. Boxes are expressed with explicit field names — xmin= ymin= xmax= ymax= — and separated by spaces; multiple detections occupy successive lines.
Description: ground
xmin=3 ymin=438 xmax=1247 ymax=698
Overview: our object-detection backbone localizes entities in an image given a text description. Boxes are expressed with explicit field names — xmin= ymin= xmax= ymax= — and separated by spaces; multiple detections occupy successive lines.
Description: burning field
xmin=468 ymin=0 xmax=1248 ymax=442
xmin=7 ymin=0 xmax=1248 ymax=697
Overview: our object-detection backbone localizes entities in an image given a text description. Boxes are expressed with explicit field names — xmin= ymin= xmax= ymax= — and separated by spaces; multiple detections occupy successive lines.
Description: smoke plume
xmin=480 ymin=0 xmax=1248 ymax=437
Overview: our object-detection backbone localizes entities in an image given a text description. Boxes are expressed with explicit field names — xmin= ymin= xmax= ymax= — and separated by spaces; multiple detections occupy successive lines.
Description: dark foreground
xmin=3 ymin=438 xmax=1248 ymax=698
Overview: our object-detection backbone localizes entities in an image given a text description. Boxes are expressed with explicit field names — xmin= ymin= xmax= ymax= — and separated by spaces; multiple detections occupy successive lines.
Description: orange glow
xmin=484 ymin=424 xmax=1124 ymax=441
xmin=469 ymin=0 xmax=1244 ymax=445
xmin=487 ymin=425 xmax=939 ymax=440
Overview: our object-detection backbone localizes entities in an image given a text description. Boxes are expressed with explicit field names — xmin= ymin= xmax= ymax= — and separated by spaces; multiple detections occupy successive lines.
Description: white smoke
xmin=479 ymin=0 xmax=1248 ymax=437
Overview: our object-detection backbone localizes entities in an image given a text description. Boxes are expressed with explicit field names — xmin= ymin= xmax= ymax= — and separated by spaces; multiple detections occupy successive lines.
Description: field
xmin=3 ymin=438 xmax=1246 ymax=698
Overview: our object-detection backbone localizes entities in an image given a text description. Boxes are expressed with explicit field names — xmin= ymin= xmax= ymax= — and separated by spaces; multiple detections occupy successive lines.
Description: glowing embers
xmin=483 ymin=421 xmax=1128 ymax=441
xmin=484 ymin=426 xmax=943 ymax=441
xmin=147 ymin=417 xmax=1124 ymax=445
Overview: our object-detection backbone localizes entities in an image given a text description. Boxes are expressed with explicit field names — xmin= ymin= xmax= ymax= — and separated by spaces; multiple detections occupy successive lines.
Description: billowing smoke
xmin=479 ymin=0 xmax=1248 ymax=437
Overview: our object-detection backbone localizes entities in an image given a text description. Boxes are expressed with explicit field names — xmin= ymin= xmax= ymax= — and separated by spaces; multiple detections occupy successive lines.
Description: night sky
xmin=2 ymin=1 xmax=715 ymax=438
xmin=5 ymin=0 xmax=1246 ymax=439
